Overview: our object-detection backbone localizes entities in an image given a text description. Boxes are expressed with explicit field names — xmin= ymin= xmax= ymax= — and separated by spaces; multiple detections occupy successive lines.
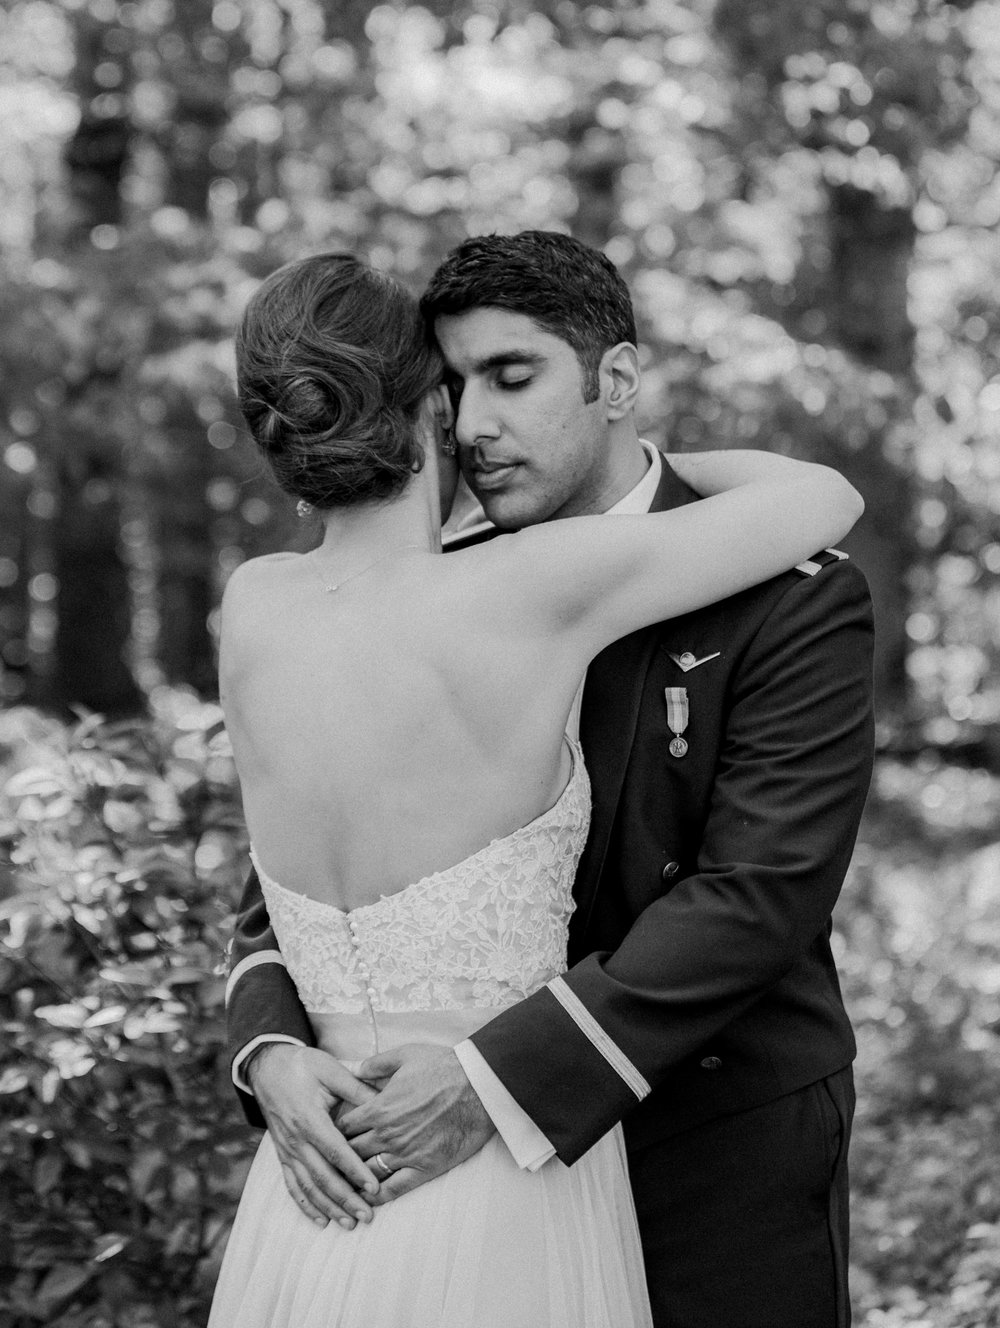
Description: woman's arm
xmin=666 ymin=448 xmax=860 ymax=507
xmin=466 ymin=450 xmax=863 ymax=658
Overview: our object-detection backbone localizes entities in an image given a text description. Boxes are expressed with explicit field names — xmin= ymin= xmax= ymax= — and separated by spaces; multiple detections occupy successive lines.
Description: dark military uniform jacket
xmin=226 ymin=456 xmax=875 ymax=1163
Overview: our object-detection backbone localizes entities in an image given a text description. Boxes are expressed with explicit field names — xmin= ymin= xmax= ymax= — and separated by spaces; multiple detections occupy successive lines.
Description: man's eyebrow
xmin=470 ymin=350 xmax=547 ymax=374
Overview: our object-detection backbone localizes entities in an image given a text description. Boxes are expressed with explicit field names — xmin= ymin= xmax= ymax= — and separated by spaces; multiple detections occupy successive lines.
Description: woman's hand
xmin=247 ymin=1044 xmax=382 ymax=1228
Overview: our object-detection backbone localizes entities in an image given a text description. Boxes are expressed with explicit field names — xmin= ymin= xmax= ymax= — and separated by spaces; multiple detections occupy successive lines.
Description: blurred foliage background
xmin=0 ymin=0 xmax=998 ymax=1324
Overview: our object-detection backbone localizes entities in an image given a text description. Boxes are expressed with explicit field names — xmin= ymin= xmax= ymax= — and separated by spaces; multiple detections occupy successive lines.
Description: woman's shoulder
xmin=221 ymin=553 xmax=301 ymax=628
xmin=224 ymin=552 xmax=299 ymax=591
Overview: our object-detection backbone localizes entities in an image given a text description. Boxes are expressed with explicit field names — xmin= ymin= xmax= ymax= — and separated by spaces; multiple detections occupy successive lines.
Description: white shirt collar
xmin=605 ymin=439 xmax=662 ymax=516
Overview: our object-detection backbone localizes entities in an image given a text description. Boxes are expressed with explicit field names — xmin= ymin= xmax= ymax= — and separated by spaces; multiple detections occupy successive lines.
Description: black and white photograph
xmin=1 ymin=2 xmax=998 ymax=1325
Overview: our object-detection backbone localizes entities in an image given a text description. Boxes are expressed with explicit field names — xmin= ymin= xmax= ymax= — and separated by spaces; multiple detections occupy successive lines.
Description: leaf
xmin=69 ymin=751 xmax=129 ymax=787
xmin=92 ymin=1233 xmax=129 ymax=1263
xmin=176 ymin=703 xmax=224 ymax=733
xmin=123 ymin=1010 xmax=181 ymax=1039
xmin=84 ymin=1004 xmax=128 ymax=1028
xmin=207 ymin=727 xmax=232 ymax=759
xmin=99 ymin=964 xmax=156 ymax=985
xmin=166 ymin=763 xmax=203 ymax=796
xmin=64 ymin=1140 xmax=93 ymax=1169
xmin=41 ymin=794 xmax=76 ymax=820
xmin=165 ymin=1217 xmax=196 ymax=1256
xmin=103 ymin=800 xmax=145 ymax=835
xmin=16 ymin=795 xmax=52 ymax=822
xmin=163 ymin=966 xmax=209 ymax=986
xmin=0 ymin=1066 xmax=30 ymax=1093
xmin=32 ymin=1262 xmax=93 ymax=1310
xmin=1 ymin=903 xmax=37 ymax=949
xmin=34 ymin=1003 xmax=90 ymax=1029
xmin=130 ymin=1147 xmax=168 ymax=1199
xmin=34 ymin=1152 xmax=63 ymax=1196
xmin=5 ymin=767 xmax=67 ymax=799
xmin=69 ymin=711 xmax=108 ymax=742
xmin=40 ymin=1067 xmax=60 ymax=1103
xmin=48 ymin=1038 xmax=96 ymax=1079
xmin=967 ymin=1222 xmax=1000 ymax=1241
xmin=72 ymin=905 xmax=103 ymax=936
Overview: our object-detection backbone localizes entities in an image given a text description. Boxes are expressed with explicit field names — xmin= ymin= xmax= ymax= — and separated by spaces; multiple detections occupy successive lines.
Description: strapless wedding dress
xmin=209 ymin=742 xmax=652 ymax=1327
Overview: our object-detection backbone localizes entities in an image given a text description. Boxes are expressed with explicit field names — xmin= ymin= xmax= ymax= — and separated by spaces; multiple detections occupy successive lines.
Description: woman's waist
xmin=310 ymin=1008 xmax=501 ymax=1062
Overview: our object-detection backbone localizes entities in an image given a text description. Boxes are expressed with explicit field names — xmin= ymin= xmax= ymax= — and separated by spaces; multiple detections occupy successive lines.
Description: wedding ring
xmin=370 ymin=1152 xmax=394 ymax=1180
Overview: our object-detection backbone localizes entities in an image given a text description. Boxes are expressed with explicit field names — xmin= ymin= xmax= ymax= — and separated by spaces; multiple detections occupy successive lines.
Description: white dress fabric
xmin=209 ymin=742 xmax=652 ymax=1328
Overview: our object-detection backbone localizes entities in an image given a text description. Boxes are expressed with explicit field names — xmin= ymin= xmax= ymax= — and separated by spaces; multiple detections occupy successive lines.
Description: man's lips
xmin=468 ymin=461 xmax=520 ymax=491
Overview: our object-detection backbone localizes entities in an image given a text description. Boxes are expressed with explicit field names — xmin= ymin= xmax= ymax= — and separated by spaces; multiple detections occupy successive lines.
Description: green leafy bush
xmin=843 ymin=762 xmax=1000 ymax=1326
xmin=0 ymin=692 xmax=255 ymax=1327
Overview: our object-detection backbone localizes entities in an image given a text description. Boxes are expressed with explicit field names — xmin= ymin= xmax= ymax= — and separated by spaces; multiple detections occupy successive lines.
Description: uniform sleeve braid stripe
xmin=225 ymin=949 xmax=287 ymax=1006
xmin=547 ymin=976 xmax=651 ymax=1100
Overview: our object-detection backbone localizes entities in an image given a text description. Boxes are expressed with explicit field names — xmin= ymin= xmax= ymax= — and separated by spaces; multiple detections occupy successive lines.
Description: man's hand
xmin=248 ymin=1044 xmax=381 ymax=1228
xmin=337 ymin=1044 xmax=496 ymax=1206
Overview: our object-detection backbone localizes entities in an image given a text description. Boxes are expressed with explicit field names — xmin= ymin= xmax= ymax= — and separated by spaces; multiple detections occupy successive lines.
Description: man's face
xmin=434 ymin=308 xmax=614 ymax=529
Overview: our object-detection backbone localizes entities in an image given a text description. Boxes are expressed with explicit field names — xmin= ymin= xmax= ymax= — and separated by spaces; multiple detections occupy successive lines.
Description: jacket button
xmin=700 ymin=1056 xmax=722 ymax=1071
xmin=662 ymin=862 xmax=680 ymax=880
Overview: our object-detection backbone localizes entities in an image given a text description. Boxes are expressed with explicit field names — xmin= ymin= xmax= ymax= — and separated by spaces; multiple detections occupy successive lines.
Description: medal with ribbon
xmin=664 ymin=687 xmax=689 ymax=758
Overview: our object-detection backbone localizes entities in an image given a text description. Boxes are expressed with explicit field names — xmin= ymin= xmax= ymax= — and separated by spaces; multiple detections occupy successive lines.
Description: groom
xmin=226 ymin=232 xmax=874 ymax=1327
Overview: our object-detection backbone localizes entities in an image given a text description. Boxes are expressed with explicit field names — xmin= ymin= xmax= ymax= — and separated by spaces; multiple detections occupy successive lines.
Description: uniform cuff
xmin=454 ymin=1040 xmax=556 ymax=1172
xmin=232 ymin=1034 xmax=307 ymax=1095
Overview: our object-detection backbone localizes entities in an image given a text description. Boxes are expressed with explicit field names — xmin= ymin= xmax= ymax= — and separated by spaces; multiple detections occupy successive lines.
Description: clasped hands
xmin=247 ymin=1043 xmax=496 ymax=1229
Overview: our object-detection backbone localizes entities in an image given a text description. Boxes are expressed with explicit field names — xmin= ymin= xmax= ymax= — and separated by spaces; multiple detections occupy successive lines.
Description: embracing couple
xmin=210 ymin=231 xmax=874 ymax=1328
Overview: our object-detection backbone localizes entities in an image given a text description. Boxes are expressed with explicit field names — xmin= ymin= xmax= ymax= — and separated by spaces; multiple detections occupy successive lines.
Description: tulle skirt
xmin=209 ymin=1126 xmax=652 ymax=1327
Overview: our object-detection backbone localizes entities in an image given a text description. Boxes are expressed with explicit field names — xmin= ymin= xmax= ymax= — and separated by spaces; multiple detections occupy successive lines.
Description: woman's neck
xmin=315 ymin=474 xmax=440 ymax=560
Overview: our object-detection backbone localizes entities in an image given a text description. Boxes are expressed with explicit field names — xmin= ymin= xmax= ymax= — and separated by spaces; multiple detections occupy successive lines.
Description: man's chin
xmin=474 ymin=491 xmax=538 ymax=531
xmin=467 ymin=473 xmax=563 ymax=530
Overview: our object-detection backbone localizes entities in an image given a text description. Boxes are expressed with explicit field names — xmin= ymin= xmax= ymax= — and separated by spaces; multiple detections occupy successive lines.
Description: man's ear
xmin=600 ymin=343 xmax=641 ymax=421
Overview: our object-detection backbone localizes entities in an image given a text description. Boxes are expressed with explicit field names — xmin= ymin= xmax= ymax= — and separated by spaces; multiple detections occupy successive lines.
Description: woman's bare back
xmin=220 ymin=549 xmax=579 ymax=913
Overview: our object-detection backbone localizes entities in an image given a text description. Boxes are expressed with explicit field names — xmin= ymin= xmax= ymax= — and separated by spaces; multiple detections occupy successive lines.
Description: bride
xmin=209 ymin=251 xmax=863 ymax=1327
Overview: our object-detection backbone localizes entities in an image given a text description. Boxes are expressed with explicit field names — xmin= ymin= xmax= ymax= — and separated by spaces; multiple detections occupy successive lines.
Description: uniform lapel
xmin=573 ymin=455 xmax=699 ymax=921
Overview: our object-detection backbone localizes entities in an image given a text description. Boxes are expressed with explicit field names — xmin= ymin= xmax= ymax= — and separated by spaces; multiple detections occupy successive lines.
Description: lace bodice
xmin=251 ymin=742 xmax=590 ymax=1018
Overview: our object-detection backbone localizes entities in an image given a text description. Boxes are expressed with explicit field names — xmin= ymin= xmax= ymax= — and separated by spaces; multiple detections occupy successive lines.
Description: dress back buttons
xmin=662 ymin=862 xmax=680 ymax=880
xmin=699 ymin=1056 xmax=722 ymax=1071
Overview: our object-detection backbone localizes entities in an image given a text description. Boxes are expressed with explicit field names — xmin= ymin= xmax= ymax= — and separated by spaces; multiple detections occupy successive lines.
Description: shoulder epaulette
xmin=442 ymin=521 xmax=500 ymax=553
xmin=793 ymin=548 xmax=849 ymax=577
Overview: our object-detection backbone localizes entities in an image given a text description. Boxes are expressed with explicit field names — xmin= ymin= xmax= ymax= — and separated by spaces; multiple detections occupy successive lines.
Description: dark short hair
xmin=419 ymin=231 xmax=636 ymax=402
xmin=236 ymin=253 xmax=442 ymax=508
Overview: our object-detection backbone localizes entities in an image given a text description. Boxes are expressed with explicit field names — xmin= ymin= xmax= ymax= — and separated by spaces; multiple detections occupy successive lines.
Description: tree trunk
xmin=53 ymin=459 xmax=140 ymax=715
xmin=0 ymin=476 xmax=32 ymax=707
xmin=825 ymin=184 xmax=918 ymax=712
xmin=49 ymin=9 xmax=143 ymax=714
xmin=153 ymin=407 xmax=218 ymax=696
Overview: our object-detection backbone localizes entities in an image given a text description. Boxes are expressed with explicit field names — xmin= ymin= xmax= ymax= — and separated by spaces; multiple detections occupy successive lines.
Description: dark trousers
xmin=627 ymin=1068 xmax=854 ymax=1328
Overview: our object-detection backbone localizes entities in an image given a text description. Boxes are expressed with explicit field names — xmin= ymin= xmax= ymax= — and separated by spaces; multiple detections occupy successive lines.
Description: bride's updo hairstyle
xmin=236 ymin=253 xmax=442 ymax=508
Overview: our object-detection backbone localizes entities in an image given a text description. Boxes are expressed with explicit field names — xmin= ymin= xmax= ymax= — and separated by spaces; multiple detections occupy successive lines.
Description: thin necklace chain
xmin=312 ymin=543 xmax=426 ymax=594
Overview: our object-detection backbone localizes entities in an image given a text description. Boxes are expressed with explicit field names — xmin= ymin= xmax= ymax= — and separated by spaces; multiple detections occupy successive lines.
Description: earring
xmin=440 ymin=430 xmax=457 ymax=457
xmin=296 ymin=498 xmax=314 ymax=518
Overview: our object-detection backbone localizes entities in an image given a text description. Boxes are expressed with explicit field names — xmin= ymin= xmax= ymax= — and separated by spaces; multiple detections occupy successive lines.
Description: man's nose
xmin=454 ymin=383 xmax=499 ymax=448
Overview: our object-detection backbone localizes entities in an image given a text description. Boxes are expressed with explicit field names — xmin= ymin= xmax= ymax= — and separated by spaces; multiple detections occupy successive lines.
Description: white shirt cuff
xmin=232 ymin=1034 xmax=307 ymax=1095
xmin=454 ymin=1040 xmax=556 ymax=1172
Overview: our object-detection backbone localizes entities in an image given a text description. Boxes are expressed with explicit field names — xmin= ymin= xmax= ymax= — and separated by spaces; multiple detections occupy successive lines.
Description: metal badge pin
xmin=667 ymin=651 xmax=721 ymax=673
xmin=664 ymin=687 xmax=689 ymax=758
